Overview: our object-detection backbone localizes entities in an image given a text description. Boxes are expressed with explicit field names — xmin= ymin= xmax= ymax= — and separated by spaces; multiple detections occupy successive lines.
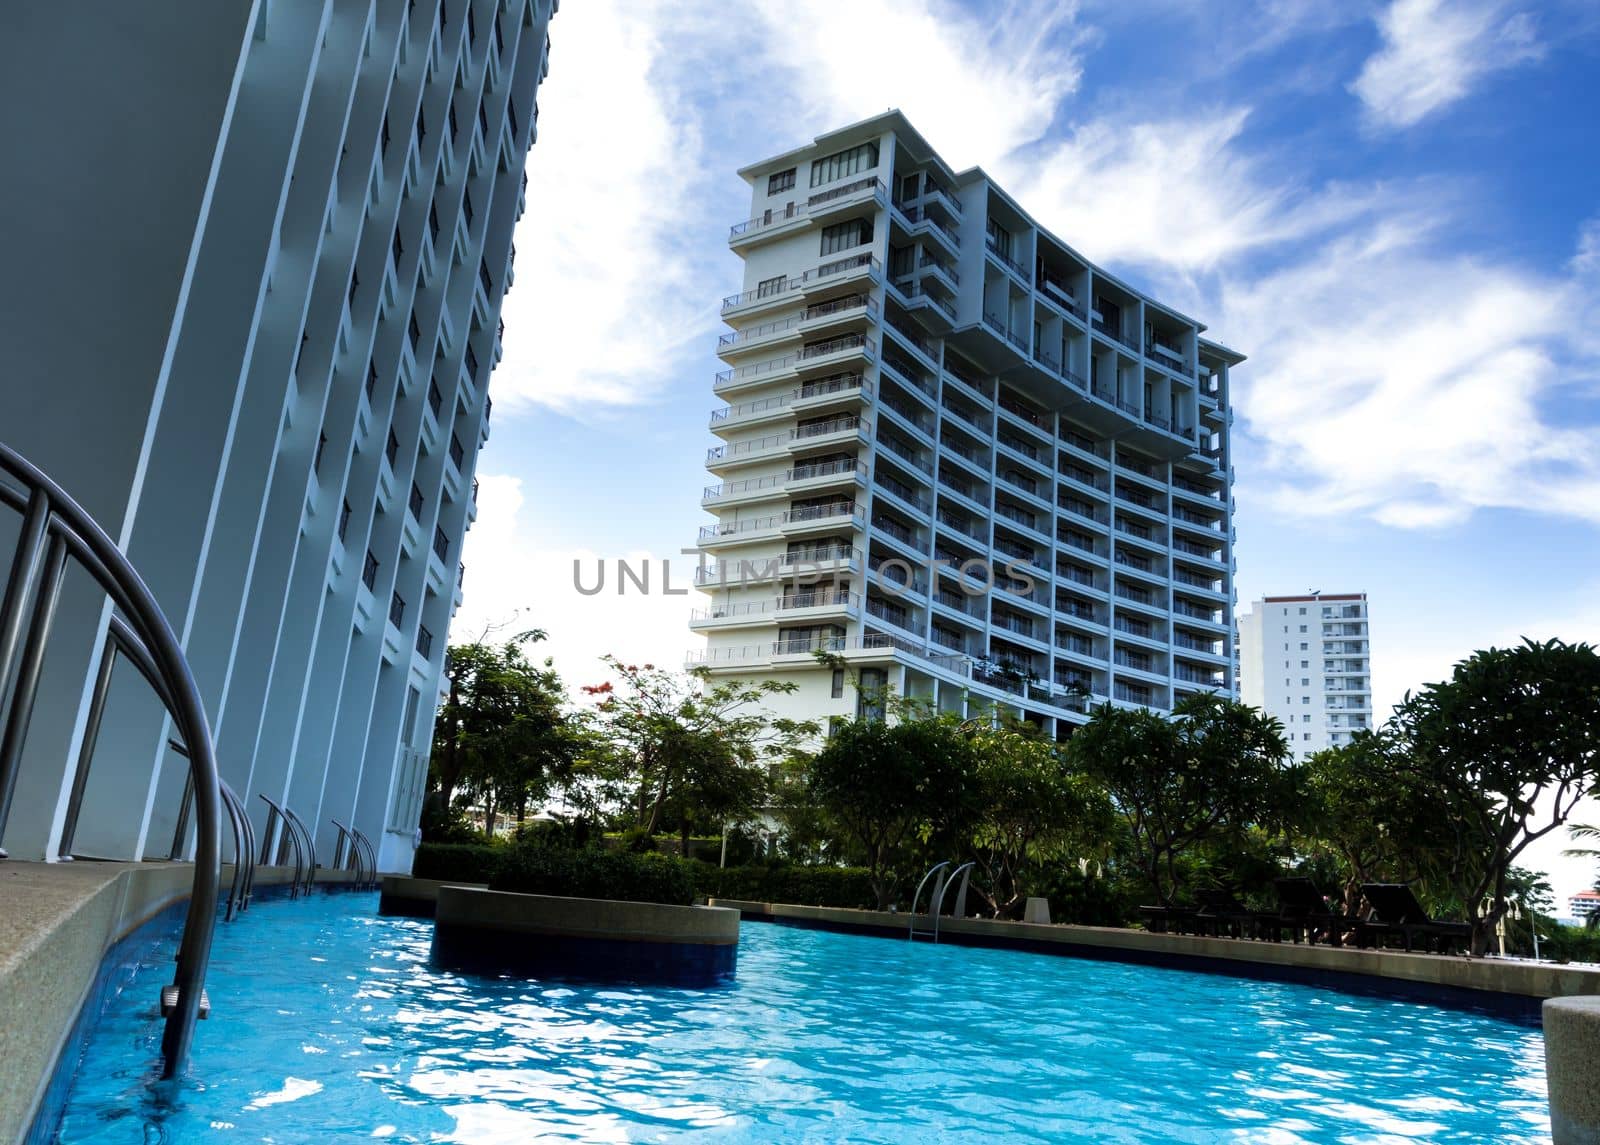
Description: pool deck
xmin=712 ymin=899 xmax=1600 ymax=1020
xmin=0 ymin=860 xmax=363 ymax=1145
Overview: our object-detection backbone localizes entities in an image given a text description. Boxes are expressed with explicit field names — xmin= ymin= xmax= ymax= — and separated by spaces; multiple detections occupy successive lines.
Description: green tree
xmin=965 ymin=723 xmax=1115 ymax=917
xmin=804 ymin=715 xmax=979 ymax=909
xmin=1300 ymin=729 xmax=1473 ymax=914
xmin=580 ymin=657 xmax=815 ymax=844
xmin=428 ymin=631 xmax=582 ymax=837
xmin=1069 ymin=694 xmax=1291 ymax=905
xmin=1394 ymin=638 xmax=1600 ymax=955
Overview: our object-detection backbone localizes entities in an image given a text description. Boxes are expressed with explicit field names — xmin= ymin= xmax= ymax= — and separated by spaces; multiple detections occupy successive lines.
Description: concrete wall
xmin=0 ymin=0 xmax=558 ymax=878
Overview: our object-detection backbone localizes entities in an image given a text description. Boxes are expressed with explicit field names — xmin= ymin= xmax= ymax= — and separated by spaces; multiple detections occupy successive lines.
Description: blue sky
xmin=461 ymin=0 xmax=1600 ymax=905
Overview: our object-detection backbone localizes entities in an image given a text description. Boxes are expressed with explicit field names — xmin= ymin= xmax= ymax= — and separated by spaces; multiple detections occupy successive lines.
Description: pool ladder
xmin=909 ymin=861 xmax=974 ymax=943
xmin=0 ymin=443 xmax=223 ymax=1078
xmin=331 ymin=818 xmax=378 ymax=890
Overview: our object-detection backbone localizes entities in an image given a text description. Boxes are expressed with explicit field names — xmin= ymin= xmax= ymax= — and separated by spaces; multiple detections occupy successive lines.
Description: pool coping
xmin=0 ymin=860 xmax=363 ymax=1145
xmin=712 ymin=899 xmax=1600 ymax=1026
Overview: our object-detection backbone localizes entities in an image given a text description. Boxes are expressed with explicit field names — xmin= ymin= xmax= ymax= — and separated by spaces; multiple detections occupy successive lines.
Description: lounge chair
xmin=1259 ymin=877 xmax=1351 ymax=946
xmin=1354 ymin=883 xmax=1472 ymax=954
xmin=1137 ymin=902 xmax=1196 ymax=934
xmin=1191 ymin=888 xmax=1261 ymax=939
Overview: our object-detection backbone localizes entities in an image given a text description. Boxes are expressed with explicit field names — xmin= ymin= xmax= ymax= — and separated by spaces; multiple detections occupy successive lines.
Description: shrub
xmin=686 ymin=862 xmax=876 ymax=909
xmin=490 ymin=842 xmax=694 ymax=905
xmin=420 ymin=798 xmax=486 ymax=845
xmin=617 ymin=826 xmax=658 ymax=853
xmin=412 ymin=842 xmax=503 ymax=884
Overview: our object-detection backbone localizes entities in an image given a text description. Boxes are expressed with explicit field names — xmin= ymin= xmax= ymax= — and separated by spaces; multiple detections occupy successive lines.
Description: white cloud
xmin=454 ymin=473 xmax=693 ymax=689
xmin=1225 ymin=219 xmax=1600 ymax=527
xmin=1351 ymin=0 xmax=1543 ymax=130
xmin=1002 ymin=109 xmax=1380 ymax=276
xmin=493 ymin=0 xmax=722 ymax=415
xmin=750 ymin=0 xmax=1087 ymax=170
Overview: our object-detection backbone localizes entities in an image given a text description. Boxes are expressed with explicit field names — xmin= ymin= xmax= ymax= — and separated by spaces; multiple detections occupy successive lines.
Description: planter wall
xmin=431 ymin=887 xmax=739 ymax=986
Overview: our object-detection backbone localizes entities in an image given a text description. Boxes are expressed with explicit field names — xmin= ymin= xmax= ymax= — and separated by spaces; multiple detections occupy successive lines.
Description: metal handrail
xmin=352 ymin=828 xmax=378 ymax=890
xmin=0 ymin=442 xmax=221 ymax=1079
xmin=221 ymin=782 xmax=255 ymax=915
xmin=280 ymin=805 xmax=317 ymax=893
xmin=216 ymin=781 xmax=245 ymax=921
xmin=331 ymin=818 xmax=369 ymax=886
xmin=258 ymin=794 xmax=305 ymax=898
xmin=909 ymin=861 xmax=950 ymax=940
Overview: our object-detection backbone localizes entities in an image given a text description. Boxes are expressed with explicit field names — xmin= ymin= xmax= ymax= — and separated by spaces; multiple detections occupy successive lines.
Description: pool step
xmin=160 ymin=984 xmax=211 ymax=1020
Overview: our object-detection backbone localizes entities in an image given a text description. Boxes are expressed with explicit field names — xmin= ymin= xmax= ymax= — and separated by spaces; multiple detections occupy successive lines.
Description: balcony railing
xmin=793 ymin=414 xmax=864 ymax=441
xmin=807 ymin=175 xmax=886 ymax=209
xmin=799 ymin=334 xmax=874 ymax=362
xmin=790 ymin=456 xmax=863 ymax=481
xmin=432 ymin=527 xmax=449 ymax=561
xmin=778 ymin=589 xmax=858 ymax=611
xmin=985 ymin=235 xmax=1031 ymax=281
xmin=388 ymin=592 xmax=405 ymax=627
xmin=717 ymin=314 xmax=802 ymax=349
xmin=784 ymin=500 xmax=858 ymax=525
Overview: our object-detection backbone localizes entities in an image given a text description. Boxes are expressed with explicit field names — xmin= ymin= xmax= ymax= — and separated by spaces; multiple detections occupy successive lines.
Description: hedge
xmin=687 ymin=862 xmax=875 ymax=909
xmin=412 ymin=842 xmax=503 ymax=884
xmin=490 ymin=843 xmax=695 ymax=906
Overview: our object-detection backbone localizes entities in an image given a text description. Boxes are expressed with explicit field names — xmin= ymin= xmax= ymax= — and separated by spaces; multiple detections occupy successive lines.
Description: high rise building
xmin=0 ymin=0 xmax=555 ymax=872
xmin=690 ymin=112 xmax=1241 ymax=736
xmin=1237 ymin=594 xmax=1373 ymax=755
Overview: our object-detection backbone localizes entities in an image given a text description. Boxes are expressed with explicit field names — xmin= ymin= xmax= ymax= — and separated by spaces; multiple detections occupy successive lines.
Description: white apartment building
xmin=0 ymin=0 xmax=554 ymax=873
xmin=689 ymin=112 xmax=1241 ymax=738
xmin=1238 ymin=594 xmax=1373 ymax=755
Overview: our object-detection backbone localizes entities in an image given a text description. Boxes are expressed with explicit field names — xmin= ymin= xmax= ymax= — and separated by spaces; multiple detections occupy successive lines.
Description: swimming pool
xmin=52 ymin=890 xmax=1550 ymax=1142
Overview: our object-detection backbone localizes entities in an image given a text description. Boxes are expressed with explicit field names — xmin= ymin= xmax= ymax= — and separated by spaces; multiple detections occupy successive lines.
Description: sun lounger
xmin=1355 ymin=883 xmax=1472 ymax=953
xmin=1259 ymin=877 xmax=1352 ymax=946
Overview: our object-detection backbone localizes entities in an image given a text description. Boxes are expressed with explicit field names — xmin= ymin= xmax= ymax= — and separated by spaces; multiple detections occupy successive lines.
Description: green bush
xmin=686 ymin=862 xmax=875 ymax=909
xmin=1031 ymin=867 xmax=1139 ymax=927
xmin=617 ymin=826 xmax=658 ymax=853
xmin=412 ymin=842 xmax=503 ymax=883
xmin=490 ymin=842 xmax=694 ymax=905
xmin=420 ymin=798 xmax=486 ymax=845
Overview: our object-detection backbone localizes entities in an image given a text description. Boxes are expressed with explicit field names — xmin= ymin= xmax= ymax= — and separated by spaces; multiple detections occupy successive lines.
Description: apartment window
xmin=338 ymin=499 xmax=352 ymax=543
xmin=428 ymin=378 xmax=443 ymax=417
xmin=391 ymin=228 xmax=404 ymax=267
xmin=768 ymin=168 xmax=796 ymax=195
xmin=390 ymin=591 xmax=406 ymax=627
xmin=831 ymin=668 xmax=845 ymax=698
xmin=408 ymin=312 xmax=421 ymax=350
xmin=857 ymin=667 xmax=888 ymax=722
xmin=408 ymin=482 xmax=424 ymax=519
xmin=819 ymin=218 xmax=872 ymax=256
xmin=986 ymin=217 xmax=1012 ymax=258
xmin=432 ymin=526 xmax=450 ymax=561
xmin=1299 ymin=625 xmax=1307 ymax=633
xmin=1303 ymin=733 xmax=1311 ymax=741
xmin=365 ymin=360 xmax=377 ymax=399
xmin=448 ymin=433 xmax=465 ymax=469
xmin=1301 ymin=714 xmax=1310 ymax=723
xmin=314 ymin=432 xmax=328 ymax=474
xmin=416 ymin=624 xmax=434 ymax=658
xmin=466 ymin=3 xmax=476 ymax=43
xmin=347 ymin=269 xmax=359 ymax=306
xmin=1282 ymin=626 xmax=1288 ymax=633
xmin=1299 ymin=642 xmax=1308 ymax=651
xmin=1301 ymin=678 xmax=1310 ymax=686
xmin=385 ymin=429 xmax=400 ymax=467
xmin=429 ymin=202 xmax=441 ymax=242
xmin=381 ymin=113 xmax=391 ymax=157
xmin=362 ymin=551 xmax=379 ymax=590
xmin=1302 ymin=696 xmax=1310 ymax=704
xmin=1298 ymin=607 xmax=1306 ymax=615
xmin=465 ymin=344 xmax=480 ymax=380
xmin=415 ymin=106 xmax=426 ymax=144
xmin=464 ymin=187 xmax=475 ymax=225
xmin=448 ymin=103 xmax=459 ymax=142
xmin=756 ymin=274 xmax=787 ymax=299
xmin=809 ymin=142 xmax=878 ymax=187
xmin=1301 ymin=660 xmax=1309 ymax=668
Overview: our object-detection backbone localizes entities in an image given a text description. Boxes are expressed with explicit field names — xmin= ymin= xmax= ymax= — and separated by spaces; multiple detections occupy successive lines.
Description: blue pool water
xmin=54 ymin=891 xmax=1550 ymax=1142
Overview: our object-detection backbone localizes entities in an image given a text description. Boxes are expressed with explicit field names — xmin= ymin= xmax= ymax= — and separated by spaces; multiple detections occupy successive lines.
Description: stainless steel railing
xmin=0 ymin=441 xmax=221 ymax=1079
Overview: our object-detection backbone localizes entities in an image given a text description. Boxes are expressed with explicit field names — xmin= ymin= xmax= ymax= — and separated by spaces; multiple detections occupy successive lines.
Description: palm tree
xmin=1561 ymin=823 xmax=1600 ymax=930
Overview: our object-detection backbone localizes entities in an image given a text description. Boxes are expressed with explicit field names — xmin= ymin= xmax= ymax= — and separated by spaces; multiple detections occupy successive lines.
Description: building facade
xmin=1569 ymin=892 xmax=1600 ymax=923
xmin=1238 ymin=594 xmax=1373 ymax=755
xmin=690 ymin=113 xmax=1240 ymax=737
xmin=0 ymin=0 xmax=554 ymax=872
